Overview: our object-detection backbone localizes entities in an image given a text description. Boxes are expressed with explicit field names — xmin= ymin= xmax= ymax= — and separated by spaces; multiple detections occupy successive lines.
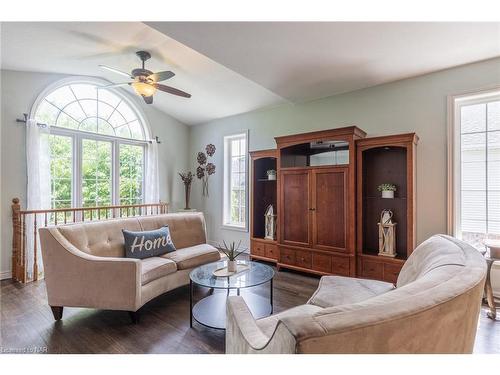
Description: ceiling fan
xmin=99 ymin=51 xmax=191 ymax=104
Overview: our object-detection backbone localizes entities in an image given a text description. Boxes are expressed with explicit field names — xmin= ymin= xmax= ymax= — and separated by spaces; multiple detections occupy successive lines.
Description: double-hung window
xmin=223 ymin=133 xmax=248 ymax=230
xmin=450 ymin=89 xmax=500 ymax=248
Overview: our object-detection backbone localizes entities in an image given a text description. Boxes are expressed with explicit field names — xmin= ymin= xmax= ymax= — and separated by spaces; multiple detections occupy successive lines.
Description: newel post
xmin=11 ymin=198 xmax=21 ymax=282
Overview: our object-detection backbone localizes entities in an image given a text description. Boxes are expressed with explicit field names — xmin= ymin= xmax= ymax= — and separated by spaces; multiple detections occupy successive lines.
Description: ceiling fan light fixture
xmin=132 ymin=82 xmax=156 ymax=97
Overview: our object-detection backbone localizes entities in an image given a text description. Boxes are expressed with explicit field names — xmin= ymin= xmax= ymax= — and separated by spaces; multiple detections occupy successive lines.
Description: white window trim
xmin=447 ymin=85 xmax=500 ymax=237
xmin=222 ymin=131 xmax=249 ymax=232
xmin=31 ymin=76 xmax=151 ymax=209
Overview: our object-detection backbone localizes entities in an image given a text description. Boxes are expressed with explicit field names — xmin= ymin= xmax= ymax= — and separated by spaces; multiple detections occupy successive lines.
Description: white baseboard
xmin=0 ymin=270 xmax=12 ymax=280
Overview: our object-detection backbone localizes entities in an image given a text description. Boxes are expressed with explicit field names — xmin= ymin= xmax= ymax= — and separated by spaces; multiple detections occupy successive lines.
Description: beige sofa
xmin=39 ymin=213 xmax=220 ymax=322
xmin=226 ymin=235 xmax=487 ymax=353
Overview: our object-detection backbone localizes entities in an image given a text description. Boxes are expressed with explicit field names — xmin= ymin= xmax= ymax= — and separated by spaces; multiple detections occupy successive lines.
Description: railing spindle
xmin=33 ymin=215 xmax=38 ymax=282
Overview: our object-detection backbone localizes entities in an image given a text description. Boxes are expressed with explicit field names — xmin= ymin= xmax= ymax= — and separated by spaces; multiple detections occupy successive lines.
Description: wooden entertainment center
xmin=250 ymin=126 xmax=418 ymax=282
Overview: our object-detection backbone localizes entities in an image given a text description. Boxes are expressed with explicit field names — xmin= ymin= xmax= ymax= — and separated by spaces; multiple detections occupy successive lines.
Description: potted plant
xmin=219 ymin=240 xmax=245 ymax=272
xmin=378 ymin=183 xmax=396 ymax=199
xmin=266 ymin=169 xmax=277 ymax=181
xmin=178 ymin=171 xmax=194 ymax=209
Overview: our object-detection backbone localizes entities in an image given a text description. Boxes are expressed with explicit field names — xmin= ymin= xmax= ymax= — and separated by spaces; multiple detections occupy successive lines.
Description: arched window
xmin=32 ymin=79 xmax=151 ymax=211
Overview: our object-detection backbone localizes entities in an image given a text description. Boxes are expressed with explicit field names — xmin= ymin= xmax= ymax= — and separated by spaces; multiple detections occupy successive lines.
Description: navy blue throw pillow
xmin=122 ymin=226 xmax=176 ymax=259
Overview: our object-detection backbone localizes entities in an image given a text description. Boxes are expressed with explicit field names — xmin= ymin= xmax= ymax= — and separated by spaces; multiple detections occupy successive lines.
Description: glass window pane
xmin=49 ymin=135 xmax=73 ymax=209
xmin=35 ymin=100 xmax=60 ymax=126
xmin=119 ymin=144 xmax=144 ymax=204
xmin=56 ymin=112 xmax=79 ymax=129
xmin=46 ymin=86 xmax=75 ymax=109
xmin=97 ymin=101 xmax=115 ymax=121
xmin=232 ymin=139 xmax=240 ymax=156
xmin=488 ymin=101 xmax=500 ymax=131
xmin=97 ymin=120 xmax=115 ymax=136
xmin=79 ymin=118 xmax=98 ymax=133
xmin=98 ymin=90 xmax=121 ymax=108
xmin=116 ymin=101 xmax=137 ymax=123
xmin=116 ymin=125 xmax=132 ymax=139
xmin=82 ymin=139 xmax=112 ymax=207
xmin=71 ymin=84 xmax=97 ymax=100
xmin=63 ymin=102 xmax=86 ymax=122
xmin=461 ymin=103 xmax=486 ymax=134
xmin=128 ymin=120 xmax=145 ymax=140
xmin=461 ymin=133 xmax=485 ymax=162
xmin=488 ymin=131 xmax=500 ymax=162
xmin=79 ymin=99 xmax=98 ymax=118
xmin=109 ymin=110 xmax=127 ymax=127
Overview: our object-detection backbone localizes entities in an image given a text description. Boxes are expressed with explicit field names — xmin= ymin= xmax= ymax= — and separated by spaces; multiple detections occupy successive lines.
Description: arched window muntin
xmin=30 ymin=77 xmax=151 ymax=210
xmin=31 ymin=77 xmax=151 ymax=141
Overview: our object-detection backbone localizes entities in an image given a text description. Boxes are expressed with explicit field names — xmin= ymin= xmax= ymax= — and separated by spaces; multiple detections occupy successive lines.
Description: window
xmin=223 ymin=133 xmax=248 ymax=229
xmin=34 ymin=80 xmax=148 ymax=209
xmin=450 ymin=89 xmax=500 ymax=249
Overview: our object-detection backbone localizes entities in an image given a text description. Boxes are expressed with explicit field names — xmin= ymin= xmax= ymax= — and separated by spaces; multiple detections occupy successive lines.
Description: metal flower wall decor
xmin=196 ymin=144 xmax=216 ymax=197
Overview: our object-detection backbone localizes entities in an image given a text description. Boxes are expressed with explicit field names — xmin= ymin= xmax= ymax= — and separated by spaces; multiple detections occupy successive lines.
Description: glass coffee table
xmin=189 ymin=260 xmax=274 ymax=330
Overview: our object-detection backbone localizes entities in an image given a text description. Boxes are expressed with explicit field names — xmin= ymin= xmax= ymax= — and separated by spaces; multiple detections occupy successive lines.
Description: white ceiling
xmin=2 ymin=22 xmax=500 ymax=125
xmin=0 ymin=22 xmax=285 ymax=125
xmin=148 ymin=22 xmax=500 ymax=102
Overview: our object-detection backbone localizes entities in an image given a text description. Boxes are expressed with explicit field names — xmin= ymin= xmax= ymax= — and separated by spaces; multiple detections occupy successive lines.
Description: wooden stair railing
xmin=11 ymin=198 xmax=169 ymax=283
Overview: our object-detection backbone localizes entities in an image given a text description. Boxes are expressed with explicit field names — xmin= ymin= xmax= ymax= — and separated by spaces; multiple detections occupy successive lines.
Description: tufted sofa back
xmin=54 ymin=213 xmax=207 ymax=257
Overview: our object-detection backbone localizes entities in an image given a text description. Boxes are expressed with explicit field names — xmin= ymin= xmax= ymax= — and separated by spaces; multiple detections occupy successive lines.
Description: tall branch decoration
xmin=196 ymin=144 xmax=216 ymax=197
xmin=178 ymin=171 xmax=193 ymax=210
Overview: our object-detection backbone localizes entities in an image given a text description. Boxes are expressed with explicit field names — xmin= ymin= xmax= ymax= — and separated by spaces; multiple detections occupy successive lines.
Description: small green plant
xmin=219 ymin=240 xmax=245 ymax=261
xmin=377 ymin=183 xmax=397 ymax=192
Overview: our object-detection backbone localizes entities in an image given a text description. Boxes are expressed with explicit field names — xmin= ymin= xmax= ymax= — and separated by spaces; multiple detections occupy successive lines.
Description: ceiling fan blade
xmin=148 ymin=70 xmax=175 ymax=82
xmin=154 ymin=83 xmax=191 ymax=98
xmin=98 ymin=82 xmax=132 ymax=89
xmin=143 ymin=95 xmax=153 ymax=104
xmin=99 ymin=65 xmax=133 ymax=79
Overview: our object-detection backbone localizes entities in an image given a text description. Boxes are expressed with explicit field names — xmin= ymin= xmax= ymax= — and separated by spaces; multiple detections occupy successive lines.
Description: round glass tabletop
xmin=189 ymin=260 xmax=274 ymax=289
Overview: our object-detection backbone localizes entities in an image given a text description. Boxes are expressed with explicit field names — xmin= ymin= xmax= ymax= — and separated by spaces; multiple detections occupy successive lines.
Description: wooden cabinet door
xmin=312 ymin=167 xmax=348 ymax=252
xmin=280 ymin=169 xmax=311 ymax=247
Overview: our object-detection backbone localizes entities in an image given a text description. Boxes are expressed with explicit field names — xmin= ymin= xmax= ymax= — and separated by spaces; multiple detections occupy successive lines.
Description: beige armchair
xmin=39 ymin=213 xmax=220 ymax=322
xmin=226 ymin=235 xmax=487 ymax=354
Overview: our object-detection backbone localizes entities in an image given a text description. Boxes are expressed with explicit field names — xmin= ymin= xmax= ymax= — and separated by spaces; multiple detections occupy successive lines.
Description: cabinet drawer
xmin=264 ymin=243 xmax=278 ymax=260
xmin=312 ymin=253 xmax=332 ymax=273
xmin=280 ymin=248 xmax=296 ymax=265
xmin=295 ymin=250 xmax=312 ymax=269
xmin=251 ymin=241 xmax=265 ymax=257
xmin=383 ymin=263 xmax=403 ymax=284
xmin=332 ymin=256 xmax=350 ymax=276
xmin=361 ymin=259 xmax=383 ymax=280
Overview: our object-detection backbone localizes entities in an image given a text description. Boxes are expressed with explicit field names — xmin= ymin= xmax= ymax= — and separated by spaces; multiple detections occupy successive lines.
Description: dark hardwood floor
xmin=1 ymin=263 xmax=499 ymax=354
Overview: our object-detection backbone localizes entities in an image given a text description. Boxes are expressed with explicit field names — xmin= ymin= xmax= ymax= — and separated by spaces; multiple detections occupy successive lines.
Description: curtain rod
xmin=15 ymin=113 xmax=161 ymax=144
xmin=16 ymin=113 xmax=47 ymax=128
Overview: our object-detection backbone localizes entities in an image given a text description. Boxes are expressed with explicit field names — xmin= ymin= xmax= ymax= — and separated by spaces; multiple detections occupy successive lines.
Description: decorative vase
xmin=184 ymin=183 xmax=191 ymax=210
xmin=381 ymin=190 xmax=394 ymax=199
xmin=202 ymin=177 xmax=209 ymax=197
xmin=227 ymin=260 xmax=237 ymax=272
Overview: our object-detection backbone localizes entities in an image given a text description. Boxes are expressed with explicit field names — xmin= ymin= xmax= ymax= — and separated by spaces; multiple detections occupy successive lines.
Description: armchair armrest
xmin=39 ymin=227 xmax=141 ymax=311
xmin=226 ymin=296 xmax=297 ymax=354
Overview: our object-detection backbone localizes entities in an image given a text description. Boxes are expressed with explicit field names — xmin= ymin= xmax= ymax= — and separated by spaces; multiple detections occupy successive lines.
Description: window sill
xmin=221 ymin=224 xmax=248 ymax=233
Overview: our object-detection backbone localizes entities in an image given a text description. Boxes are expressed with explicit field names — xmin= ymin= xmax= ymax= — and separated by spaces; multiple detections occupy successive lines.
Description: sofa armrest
xmin=39 ymin=227 xmax=141 ymax=311
xmin=226 ymin=296 xmax=297 ymax=354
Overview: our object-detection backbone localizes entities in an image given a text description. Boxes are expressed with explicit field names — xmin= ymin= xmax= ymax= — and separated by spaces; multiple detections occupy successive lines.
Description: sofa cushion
xmin=141 ymin=257 xmax=177 ymax=285
xmin=123 ymin=226 xmax=176 ymax=259
xmin=307 ymin=276 xmax=395 ymax=308
xmin=162 ymin=244 xmax=220 ymax=270
xmin=56 ymin=217 xmax=142 ymax=257
xmin=138 ymin=213 xmax=207 ymax=250
xmin=257 ymin=304 xmax=323 ymax=337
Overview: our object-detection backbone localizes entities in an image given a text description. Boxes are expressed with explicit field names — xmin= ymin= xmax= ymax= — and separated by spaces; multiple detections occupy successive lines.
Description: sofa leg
xmin=50 ymin=306 xmax=63 ymax=321
xmin=128 ymin=311 xmax=140 ymax=324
